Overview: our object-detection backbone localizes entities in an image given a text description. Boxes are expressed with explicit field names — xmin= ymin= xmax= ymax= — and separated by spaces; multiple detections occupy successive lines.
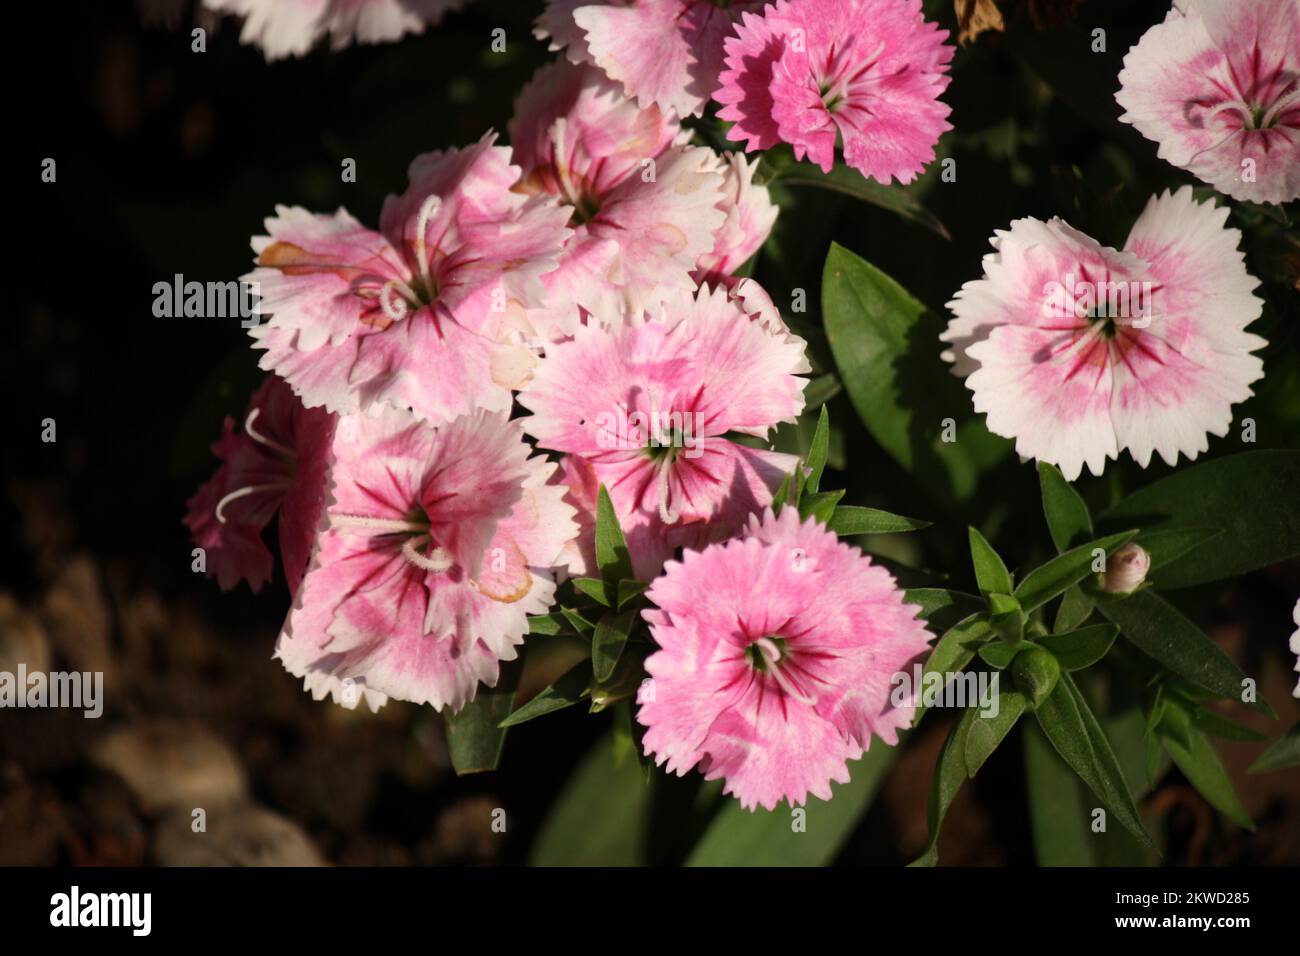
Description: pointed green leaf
xmin=591 ymin=609 xmax=637 ymax=683
xmin=1160 ymin=728 xmax=1253 ymax=829
xmin=1138 ymin=526 xmax=1225 ymax=573
xmin=616 ymin=579 xmax=650 ymax=610
xmin=903 ymin=588 xmax=984 ymax=633
xmin=1249 ymin=723 xmax=1300 ymax=773
xmin=527 ymin=613 xmax=565 ymax=636
xmin=1054 ymin=586 xmax=1095 ymax=632
xmin=446 ymin=654 xmax=525 ymax=774
xmin=827 ymin=506 xmax=930 ymax=535
xmin=1038 ymin=462 xmax=1093 ymax=552
xmin=595 ymin=485 xmax=633 ymax=596
xmin=559 ymin=606 xmax=597 ymax=637
xmin=979 ymin=640 xmax=1026 ymax=670
xmin=574 ymin=577 xmax=611 ymax=607
xmin=911 ymin=708 xmax=979 ymax=866
xmin=1024 ymin=720 xmax=1094 ymax=865
xmin=913 ymin=614 xmax=994 ymax=725
xmin=498 ymin=660 xmax=592 ymax=728
xmin=1014 ymin=530 xmax=1137 ymax=612
xmin=1190 ymin=706 xmax=1269 ymax=743
xmin=1034 ymin=674 xmax=1156 ymax=850
xmin=965 ymin=689 xmax=1028 ymax=777
xmin=968 ymin=526 xmax=1013 ymax=595
xmin=800 ymin=489 xmax=844 ymax=524
xmin=1098 ymin=590 xmax=1272 ymax=716
xmin=1038 ymin=624 xmax=1118 ymax=672
xmin=805 ymin=405 xmax=831 ymax=493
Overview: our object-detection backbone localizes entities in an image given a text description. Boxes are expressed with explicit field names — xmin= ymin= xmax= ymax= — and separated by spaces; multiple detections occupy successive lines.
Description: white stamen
xmin=214 ymin=481 xmax=289 ymax=524
xmin=330 ymin=513 xmax=429 ymax=535
xmin=549 ymin=119 xmax=581 ymax=210
xmin=755 ymin=636 xmax=816 ymax=706
xmin=244 ymin=408 xmax=296 ymax=459
xmin=402 ymin=537 xmax=455 ymax=572
xmin=1201 ymin=98 xmax=1254 ymax=130
xmin=413 ymin=194 xmax=443 ymax=298
xmin=380 ymin=280 xmax=412 ymax=322
xmin=1260 ymin=88 xmax=1300 ymax=130
xmin=656 ymin=457 xmax=679 ymax=525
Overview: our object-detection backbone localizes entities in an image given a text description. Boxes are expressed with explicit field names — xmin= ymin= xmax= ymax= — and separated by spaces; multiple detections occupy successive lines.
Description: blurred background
xmin=2 ymin=0 xmax=1297 ymax=866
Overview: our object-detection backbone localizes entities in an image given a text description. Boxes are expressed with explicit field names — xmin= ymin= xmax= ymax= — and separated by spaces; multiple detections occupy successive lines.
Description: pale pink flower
xmin=942 ymin=187 xmax=1265 ymax=481
xmin=637 ymin=507 xmax=932 ymax=810
xmin=694 ymin=152 xmax=778 ymax=286
xmin=275 ymin=409 xmax=577 ymax=712
xmin=519 ymin=284 xmax=808 ymax=579
xmin=248 ymin=133 xmax=570 ymax=424
xmin=535 ymin=0 xmax=767 ymax=119
xmin=202 ymin=0 xmax=471 ymax=60
xmin=715 ymin=0 xmax=953 ymax=184
xmin=508 ymin=60 xmax=725 ymax=340
xmin=185 ymin=375 xmax=335 ymax=594
xmin=1290 ymin=598 xmax=1300 ymax=699
xmin=1117 ymin=0 xmax=1300 ymax=205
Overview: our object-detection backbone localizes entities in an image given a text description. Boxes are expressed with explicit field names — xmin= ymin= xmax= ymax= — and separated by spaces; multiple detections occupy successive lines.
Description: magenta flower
xmin=942 ymin=187 xmax=1265 ymax=481
xmin=275 ymin=409 xmax=577 ymax=712
xmin=185 ymin=375 xmax=335 ymax=594
xmin=519 ymin=284 xmax=808 ymax=579
xmin=536 ymin=0 xmax=768 ymax=119
xmin=693 ymin=152 xmax=779 ymax=287
xmin=637 ymin=507 xmax=932 ymax=810
xmin=203 ymin=0 xmax=472 ymax=60
xmin=715 ymin=0 xmax=953 ymax=184
xmin=1117 ymin=0 xmax=1300 ymax=205
xmin=509 ymin=60 xmax=725 ymax=339
xmin=247 ymin=134 xmax=570 ymax=425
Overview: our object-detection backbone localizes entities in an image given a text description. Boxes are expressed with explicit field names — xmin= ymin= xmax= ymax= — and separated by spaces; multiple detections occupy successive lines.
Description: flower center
xmin=746 ymin=635 xmax=816 ymax=705
xmin=330 ymin=509 xmax=455 ymax=573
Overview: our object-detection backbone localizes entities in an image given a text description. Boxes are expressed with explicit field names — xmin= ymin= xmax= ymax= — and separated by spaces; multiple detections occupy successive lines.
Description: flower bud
xmin=1011 ymin=646 xmax=1061 ymax=708
xmin=1100 ymin=543 xmax=1150 ymax=594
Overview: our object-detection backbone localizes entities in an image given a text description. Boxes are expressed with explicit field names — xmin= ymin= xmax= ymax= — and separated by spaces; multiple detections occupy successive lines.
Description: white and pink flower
xmin=694 ymin=151 xmax=779 ymax=287
xmin=715 ymin=0 xmax=953 ymax=184
xmin=203 ymin=0 xmax=472 ymax=60
xmin=637 ymin=507 xmax=933 ymax=810
xmin=247 ymin=134 xmax=570 ymax=425
xmin=942 ymin=186 xmax=1266 ymax=481
xmin=520 ymin=284 xmax=808 ymax=579
xmin=275 ymin=408 xmax=577 ymax=712
xmin=1117 ymin=0 xmax=1300 ymax=205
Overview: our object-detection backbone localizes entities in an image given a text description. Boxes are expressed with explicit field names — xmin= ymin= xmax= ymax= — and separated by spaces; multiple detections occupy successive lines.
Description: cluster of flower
xmin=186 ymin=0 xmax=1298 ymax=808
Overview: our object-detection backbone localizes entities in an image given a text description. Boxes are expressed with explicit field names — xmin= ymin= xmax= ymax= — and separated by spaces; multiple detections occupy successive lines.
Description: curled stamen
xmin=755 ymin=636 xmax=816 ymax=706
xmin=331 ymin=513 xmax=430 ymax=535
xmin=656 ymin=456 xmax=679 ymax=524
xmin=402 ymin=537 xmax=455 ymax=572
xmin=1201 ymin=98 xmax=1254 ymax=130
xmin=215 ymin=481 xmax=289 ymax=523
xmin=413 ymin=194 xmax=443 ymax=298
xmin=380 ymin=279 xmax=412 ymax=322
xmin=244 ymin=408 xmax=297 ymax=459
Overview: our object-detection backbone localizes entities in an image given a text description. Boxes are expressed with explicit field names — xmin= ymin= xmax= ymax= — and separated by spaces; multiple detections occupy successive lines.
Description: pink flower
xmin=693 ymin=152 xmax=778 ymax=286
xmin=536 ymin=0 xmax=768 ymax=118
xmin=275 ymin=409 xmax=577 ymax=712
xmin=637 ymin=507 xmax=932 ymax=810
xmin=184 ymin=375 xmax=335 ymax=594
xmin=715 ymin=0 xmax=953 ymax=184
xmin=942 ymin=187 xmax=1265 ymax=481
xmin=1291 ymin=598 xmax=1300 ymax=699
xmin=247 ymin=133 xmax=570 ymax=424
xmin=508 ymin=60 xmax=725 ymax=339
xmin=519 ymin=284 xmax=808 ymax=579
xmin=202 ymin=0 xmax=472 ymax=60
xmin=1117 ymin=0 xmax=1300 ymax=205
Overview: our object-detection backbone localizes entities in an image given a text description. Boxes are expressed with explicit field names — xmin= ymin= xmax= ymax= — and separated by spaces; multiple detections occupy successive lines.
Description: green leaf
xmin=1098 ymin=590 xmax=1272 ymax=716
xmin=913 ymin=615 xmax=994 ymax=725
xmin=559 ymin=606 xmax=598 ymax=637
xmin=1054 ymin=586 xmax=1095 ymax=632
xmin=978 ymin=640 xmax=1026 ymax=670
xmin=821 ymin=243 xmax=1009 ymax=503
xmin=595 ymin=485 xmax=633 ymax=598
xmin=1024 ymin=720 xmax=1094 ymax=865
xmin=1250 ymin=723 xmax=1300 ymax=773
xmin=827 ymin=506 xmax=930 ymax=535
xmin=574 ymin=577 xmax=611 ymax=607
xmin=1038 ymin=624 xmax=1118 ymax=672
xmin=1038 ymin=461 xmax=1093 ymax=551
xmin=616 ymin=579 xmax=650 ymax=610
xmin=805 ymin=405 xmax=830 ymax=493
xmin=904 ymin=588 xmax=984 ymax=633
xmin=1034 ymin=674 xmax=1156 ymax=851
xmin=591 ymin=609 xmax=637 ymax=683
xmin=1159 ymin=728 xmax=1253 ymax=829
xmin=911 ymin=708 xmax=978 ymax=866
xmin=527 ymin=613 xmax=565 ymax=636
xmin=762 ymin=148 xmax=949 ymax=238
xmin=529 ymin=732 xmax=652 ymax=865
xmin=1014 ymin=530 xmax=1137 ymax=612
xmin=446 ymin=654 xmax=524 ymax=774
xmin=1190 ymin=706 xmax=1269 ymax=743
xmin=799 ymin=489 xmax=844 ymax=524
xmin=498 ymin=660 xmax=592 ymax=728
xmin=1098 ymin=450 xmax=1300 ymax=588
xmin=965 ymin=690 xmax=1029 ymax=777
xmin=685 ymin=744 xmax=896 ymax=866
xmin=803 ymin=373 xmax=842 ymax=409
xmin=1137 ymin=526 xmax=1224 ymax=573
xmin=968 ymin=526 xmax=1013 ymax=595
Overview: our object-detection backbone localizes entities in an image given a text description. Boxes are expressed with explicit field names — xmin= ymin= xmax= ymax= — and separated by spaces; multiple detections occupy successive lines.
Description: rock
xmin=91 ymin=720 xmax=247 ymax=815
xmin=153 ymin=803 xmax=325 ymax=866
